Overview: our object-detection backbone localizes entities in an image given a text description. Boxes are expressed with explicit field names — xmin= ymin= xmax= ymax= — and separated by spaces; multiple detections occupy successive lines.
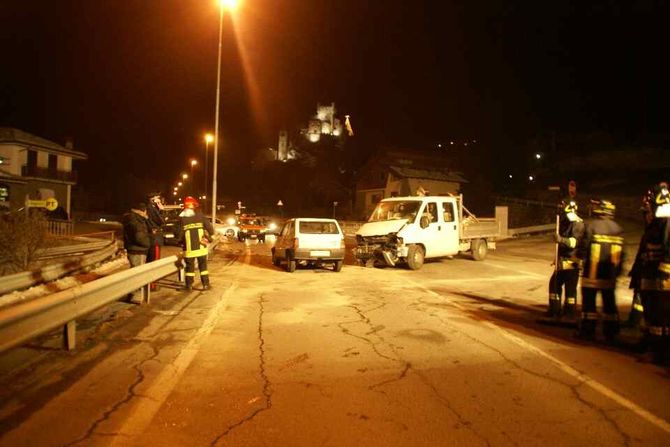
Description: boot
xmin=577 ymin=319 xmax=597 ymax=340
xmin=547 ymin=294 xmax=562 ymax=317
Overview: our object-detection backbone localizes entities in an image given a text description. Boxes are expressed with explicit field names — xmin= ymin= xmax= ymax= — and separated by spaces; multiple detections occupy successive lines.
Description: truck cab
xmin=355 ymin=196 xmax=500 ymax=270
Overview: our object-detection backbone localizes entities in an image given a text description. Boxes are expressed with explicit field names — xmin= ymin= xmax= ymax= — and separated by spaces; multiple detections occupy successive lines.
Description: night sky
xmin=1 ymin=0 xmax=668 ymax=209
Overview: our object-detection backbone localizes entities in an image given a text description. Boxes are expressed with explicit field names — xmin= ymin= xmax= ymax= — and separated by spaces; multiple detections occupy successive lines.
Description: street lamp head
xmin=178 ymin=182 xmax=183 ymax=186
xmin=182 ymin=173 xmax=189 ymax=180
xmin=191 ymin=159 xmax=198 ymax=167
xmin=220 ymin=0 xmax=239 ymax=11
xmin=205 ymin=134 xmax=214 ymax=144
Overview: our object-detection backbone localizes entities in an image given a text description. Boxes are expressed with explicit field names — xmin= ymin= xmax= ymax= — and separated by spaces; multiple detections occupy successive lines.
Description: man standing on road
xmin=548 ymin=199 xmax=584 ymax=318
xmin=176 ymin=196 xmax=215 ymax=291
xmin=122 ymin=201 xmax=151 ymax=303
xmin=636 ymin=182 xmax=670 ymax=364
xmin=577 ymin=199 xmax=624 ymax=342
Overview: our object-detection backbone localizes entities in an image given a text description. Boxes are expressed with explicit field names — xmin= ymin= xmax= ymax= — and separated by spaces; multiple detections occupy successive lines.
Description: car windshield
xmin=368 ymin=200 xmax=421 ymax=223
xmin=298 ymin=221 xmax=340 ymax=234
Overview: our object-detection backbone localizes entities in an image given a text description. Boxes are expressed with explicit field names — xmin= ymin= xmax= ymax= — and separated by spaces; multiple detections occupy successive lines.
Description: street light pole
xmin=204 ymin=134 xmax=213 ymax=200
xmin=211 ymin=6 xmax=224 ymax=226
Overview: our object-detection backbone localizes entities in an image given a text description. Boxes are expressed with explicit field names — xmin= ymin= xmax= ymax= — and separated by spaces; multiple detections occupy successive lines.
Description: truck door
xmin=440 ymin=201 xmax=460 ymax=255
xmin=419 ymin=201 xmax=444 ymax=258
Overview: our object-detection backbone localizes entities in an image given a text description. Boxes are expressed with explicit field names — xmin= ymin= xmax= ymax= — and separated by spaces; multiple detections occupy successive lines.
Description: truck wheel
xmin=286 ymin=258 xmax=296 ymax=273
xmin=471 ymin=239 xmax=488 ymax=261
xmin=406 ymin=245 xmax=425 ymax=270
xmin=334 ymin=260 xmax=343 ymax=272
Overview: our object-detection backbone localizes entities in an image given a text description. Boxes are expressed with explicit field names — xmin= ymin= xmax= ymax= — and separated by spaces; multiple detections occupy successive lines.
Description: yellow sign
xmin=26 ymin=198 xmax=58 ymax=211
xmin=45 ymin=197 xmax=58 ymax=211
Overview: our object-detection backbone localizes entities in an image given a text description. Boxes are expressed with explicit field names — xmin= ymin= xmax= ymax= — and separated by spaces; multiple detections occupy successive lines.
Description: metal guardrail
xmin=36 ymin=238 xmax=115 ymax=260
xmin=0 ymin=242 xmax=119 ymax=296
xmin=507 ymin=223 xmax=555 ymax=237
xmin=0 ymin=236 xmax=220 ymax=353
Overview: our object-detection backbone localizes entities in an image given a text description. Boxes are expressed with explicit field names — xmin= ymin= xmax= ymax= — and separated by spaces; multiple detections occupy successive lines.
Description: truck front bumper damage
xmin=355 ymin=234 xmax=406 ymax=266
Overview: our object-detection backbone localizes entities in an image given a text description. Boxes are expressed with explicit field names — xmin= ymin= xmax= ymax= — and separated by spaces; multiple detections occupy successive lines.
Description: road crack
xmin=210 ymin=293 xmax=272 ymax=446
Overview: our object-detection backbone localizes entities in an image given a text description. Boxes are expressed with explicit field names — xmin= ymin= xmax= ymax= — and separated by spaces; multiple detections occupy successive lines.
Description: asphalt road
xmin=0 ymin=234 xmax=668 ymax=446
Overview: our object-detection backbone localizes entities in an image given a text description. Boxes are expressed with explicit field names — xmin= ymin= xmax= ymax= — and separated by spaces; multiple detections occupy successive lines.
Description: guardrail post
xmin=63 ymin=320 xmax=76 ymax=350
xmin=142 ymin=284 xmax=151 ymax=304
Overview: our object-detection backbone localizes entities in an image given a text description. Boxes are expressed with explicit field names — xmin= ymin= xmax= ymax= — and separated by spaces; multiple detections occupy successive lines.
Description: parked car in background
xmin=271 ymin=218 xmax=345 ymax=272
xmin=237 ymin=214 xmax=276 ymax=242
xmin=210 ymin=215 xmax=239 ymax=239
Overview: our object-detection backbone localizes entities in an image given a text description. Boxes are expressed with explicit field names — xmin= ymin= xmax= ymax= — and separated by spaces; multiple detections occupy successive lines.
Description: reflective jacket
xmin=558 ymin=216 xmax=584 ymax=270
xmin=578 ymin=217 xmax=624 ymax=289
xmin=176 ymin=209 xmax=215 ymax=258
xmin=638 ymin=217 xmax=670 ymax=291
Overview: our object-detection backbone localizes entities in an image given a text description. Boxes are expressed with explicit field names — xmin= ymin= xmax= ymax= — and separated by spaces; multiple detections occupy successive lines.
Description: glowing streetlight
xmin=211 ymin=0 xmax=241 ymax=226
xmin=178 ymin=181 xmax=183 ymax=187
xmin=535 ymin=153 xmax=542 ymax=160
xmin=182 ymin=173 xmax=188 ymax=180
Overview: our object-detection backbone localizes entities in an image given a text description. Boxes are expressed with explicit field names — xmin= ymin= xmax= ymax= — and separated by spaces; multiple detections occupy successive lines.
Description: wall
xmin=0 ymin=144 xmax=21 ymax=176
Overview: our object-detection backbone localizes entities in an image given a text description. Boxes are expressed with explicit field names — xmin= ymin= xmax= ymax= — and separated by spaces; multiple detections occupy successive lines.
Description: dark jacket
xmin=122 ymin=209 xmax=151 ymax=255
xmin=146 ymin=202 xmax=165 ymax=246
xmin=578 ymin=217 xmax=624 ymax=289
xmin=638 ymin=216 xmax=670 ymax=291
xmin=176 ymin=209 xmax=215 ymax=258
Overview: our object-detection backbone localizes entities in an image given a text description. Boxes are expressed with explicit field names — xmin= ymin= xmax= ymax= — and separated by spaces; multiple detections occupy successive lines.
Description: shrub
xmin=0 ymin=211 xmax=50 ymax=275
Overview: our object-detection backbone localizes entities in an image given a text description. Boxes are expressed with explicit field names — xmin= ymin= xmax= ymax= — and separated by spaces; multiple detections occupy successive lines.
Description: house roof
xmin=388 ymin=165 xmax=468 ymax=183
xmin=0 ymin=128 xmax=88 ymax=159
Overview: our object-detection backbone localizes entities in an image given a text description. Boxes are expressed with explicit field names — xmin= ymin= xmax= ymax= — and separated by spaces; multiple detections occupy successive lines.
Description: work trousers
xmin=580 ymin=287 xmax=618 ymax=339
xmin=640 ymin=290 xmax=670 ymax=363
xmin=184 ymin=255 xmax=209 ymax=287
xmin=548 ymin=268 xmax=579 ymax=317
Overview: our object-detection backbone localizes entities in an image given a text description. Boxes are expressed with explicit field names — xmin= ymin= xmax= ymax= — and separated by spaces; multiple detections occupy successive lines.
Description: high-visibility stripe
xmin=200 ymin=270 xmax=209 ymax=275
xmin=183 ymin=223 xmax=204 ymax=231
xmin=566 ymin=297 xmax=576 ymax=304
xmin=611 ymin=244 xmax=622 ymax=266
xmin=589 ymin=243 xmax=601 ymax=279
xmin=561 ymin=259 xmax=579 ymax=269
xmin=185 ymin=247 xmax=207 ymax=258
xmin=185 ymin=272 xmax=196 ymax=277
xmin=633 ymin=303 xmax=644 ymax=311
xmin=549 ymin=293 xmax=560 ymax=301
xmin=660 ymin=263 xmax=670 ymax=274
xmin=185 ymin=232 xmax=192 ymax=253
xmin=593 ymin=234 xmax=623 ymax=245
xmin=567 ymin=237 xmax=577 ymax=248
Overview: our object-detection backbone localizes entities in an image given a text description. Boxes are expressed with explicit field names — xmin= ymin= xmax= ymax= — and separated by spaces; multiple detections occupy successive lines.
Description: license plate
xmin=310 ymin=250 xmax=330 ymax=257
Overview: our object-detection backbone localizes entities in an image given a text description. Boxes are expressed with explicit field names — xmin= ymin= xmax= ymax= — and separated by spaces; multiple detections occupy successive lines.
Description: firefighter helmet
xmin=183 ymin=196 xmax=199 ymax=209
xmin=590 ymin=199 xmax=615 ymax=217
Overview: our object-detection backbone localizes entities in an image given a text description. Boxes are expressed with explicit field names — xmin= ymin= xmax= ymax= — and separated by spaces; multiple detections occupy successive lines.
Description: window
xmin=299 ymin=221 xmax=339 ymax=234
xmin=48 ymin=154 xmax=57 ymax=171
xmin=27 ymin=150 xmax=37 ymax=168
xmin=423 ymin=202 xmax=438 ymax=222
xmin=0 ymin=183 xmax=9 ymax=204
xmin=442 ymin=202 xmax=455 ymax=222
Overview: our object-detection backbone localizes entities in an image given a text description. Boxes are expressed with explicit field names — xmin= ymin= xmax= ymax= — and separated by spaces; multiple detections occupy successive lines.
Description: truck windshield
xmin=368 ymin=200 xmax=421 ymax=223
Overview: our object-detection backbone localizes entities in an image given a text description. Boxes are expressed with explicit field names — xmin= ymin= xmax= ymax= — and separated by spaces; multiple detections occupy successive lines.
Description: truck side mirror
xmin=420 ymin=215 xmax=431 ymax=229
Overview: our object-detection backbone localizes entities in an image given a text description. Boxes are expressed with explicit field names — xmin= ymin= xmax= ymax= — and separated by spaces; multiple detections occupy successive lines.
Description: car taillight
xmin=293 ymin=237 xmax=299 ymax=249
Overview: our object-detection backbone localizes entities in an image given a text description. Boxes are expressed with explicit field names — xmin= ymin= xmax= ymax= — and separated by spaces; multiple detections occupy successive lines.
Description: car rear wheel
xmin=334 ymin=260 xmax=343 ymax=272
xmin=286 ymin=258 xmax=296 ymax=273
xmin=406 ymin=245 xmax=425 ymax=270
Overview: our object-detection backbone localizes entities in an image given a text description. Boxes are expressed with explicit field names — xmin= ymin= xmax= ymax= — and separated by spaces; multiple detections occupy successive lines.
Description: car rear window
xmin=298 ymin=221 xmax=340 ymax=234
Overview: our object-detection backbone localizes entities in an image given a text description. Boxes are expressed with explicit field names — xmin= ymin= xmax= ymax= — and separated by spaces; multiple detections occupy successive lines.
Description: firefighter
xmin=176 ymin=196 xmax=215 ymax=291
xmin=548 ymin=199 xmax=584 ymax=318
xmin=577 ymin=199 xmax=624 ymax=341
xmin=637 ymin=182 xmax=670 ymax=364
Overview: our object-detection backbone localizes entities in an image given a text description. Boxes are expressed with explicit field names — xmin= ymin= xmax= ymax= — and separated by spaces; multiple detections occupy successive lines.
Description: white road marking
xmin=407 ymin=279 xmax=670 ymax=435
xmin=431 ymin=274 xmax=540 ymax=283
xmin=109 ymin=283 xmax=239 ymax=444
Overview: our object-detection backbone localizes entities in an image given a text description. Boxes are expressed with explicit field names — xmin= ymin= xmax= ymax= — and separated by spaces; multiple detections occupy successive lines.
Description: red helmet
xmin=183 ymin=196 xmax=199 ymax=209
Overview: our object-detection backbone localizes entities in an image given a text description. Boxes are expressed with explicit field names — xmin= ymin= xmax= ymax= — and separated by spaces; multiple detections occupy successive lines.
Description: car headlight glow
xmin=226 ymin=217 xmax=236 ymax=225
xmin=268 ymin=222 xmax=277 ymax=230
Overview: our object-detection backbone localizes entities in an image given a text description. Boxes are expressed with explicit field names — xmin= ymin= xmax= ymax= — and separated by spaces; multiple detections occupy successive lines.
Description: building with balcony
xmin=0 ymin=128 xmax=87 ymax=216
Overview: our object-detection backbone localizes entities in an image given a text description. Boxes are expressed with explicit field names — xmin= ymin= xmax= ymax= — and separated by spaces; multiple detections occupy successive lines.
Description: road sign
xmin=26 ymin=198 xmax=59 ymax=211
